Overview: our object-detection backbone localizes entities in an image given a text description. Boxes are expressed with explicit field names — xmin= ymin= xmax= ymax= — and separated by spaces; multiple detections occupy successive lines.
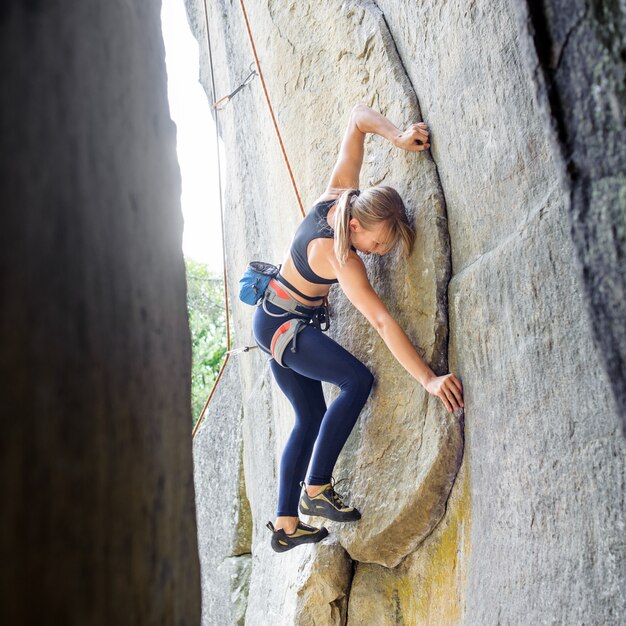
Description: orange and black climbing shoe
xmin=298 ymin=479 xmax=361 ymax=522
xmin=266 ymin=520 xmax=329 ymax=553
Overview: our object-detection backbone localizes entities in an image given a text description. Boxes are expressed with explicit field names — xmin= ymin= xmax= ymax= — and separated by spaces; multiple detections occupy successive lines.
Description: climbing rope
xmin=238 ymin=0 xmax=306 ymax=218
xmin=192 ymin=0 xmax=304 ymax=438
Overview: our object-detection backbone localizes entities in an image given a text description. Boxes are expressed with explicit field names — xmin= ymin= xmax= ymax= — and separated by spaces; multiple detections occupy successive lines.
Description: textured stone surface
xmin=188 ymin=0 xmax=626 ymax=624
xmin=513 ymin=0 xmax=626 ymax=434
xmin=348 ymin=462 xmax=471 ymax=625
xmin=330 ymin=396 xmax=463 ymax=568
xmin=245 ymin=538 xmax=352 ymax=626
xmin=0 ymin=1 xmax=200 ymax=624
xmin=189 ymin=0 xmax=463 ymax=572
xmin=294 ymin=543 xmax=353 ymax=626
xmin=379 ymin=0 xmax=626 ymax=622
xmin=193 ymin=359 xmax=252 ymax=625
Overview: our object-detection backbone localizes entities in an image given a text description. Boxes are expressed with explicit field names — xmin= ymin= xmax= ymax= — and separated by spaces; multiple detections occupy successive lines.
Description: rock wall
xmin=514 ymin=0 xmax=626 ymax=435
xmin=1 ymin=2 xmax=200 ymax=624
xmin=193 ymin=359 xmax=252 ymax=626
xmin=189 ymin=1 xmax=625 ymax=624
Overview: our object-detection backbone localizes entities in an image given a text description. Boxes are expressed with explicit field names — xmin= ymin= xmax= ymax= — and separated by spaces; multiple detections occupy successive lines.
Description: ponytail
xmin=333 ymin=189 xmax=360 ymax=266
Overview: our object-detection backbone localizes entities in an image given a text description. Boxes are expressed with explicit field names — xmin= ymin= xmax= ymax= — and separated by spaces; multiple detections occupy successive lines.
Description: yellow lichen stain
xmin=395 ymin=575 xmax=419 ymax=624
xmin=386 ymin=463 xmax=472 ymax=626
xmin=414 ymin=464 xmax=471 ymax=625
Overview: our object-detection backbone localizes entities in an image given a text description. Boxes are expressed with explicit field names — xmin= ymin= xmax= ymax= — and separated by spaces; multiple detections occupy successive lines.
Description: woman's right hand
xmin=394 ymin=123 xmax=430 ymax=152
xmin=425 ymin=373 xmax=464 ymax=413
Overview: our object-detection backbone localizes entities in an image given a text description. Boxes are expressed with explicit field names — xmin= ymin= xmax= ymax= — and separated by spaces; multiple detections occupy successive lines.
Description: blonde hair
xmin=333 ymin=186 xmax=415 ymax=265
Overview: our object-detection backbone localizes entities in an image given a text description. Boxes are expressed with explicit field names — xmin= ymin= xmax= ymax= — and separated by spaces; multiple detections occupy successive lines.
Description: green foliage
xmin=185 ymin=259 xmax=227 ymax=426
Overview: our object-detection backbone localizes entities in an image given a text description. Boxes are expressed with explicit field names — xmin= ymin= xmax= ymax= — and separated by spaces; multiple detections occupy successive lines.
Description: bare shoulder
xmin=312 ymin=191 xmax=341 ymax=205
xmin=329 ymin=249 xmax=368 ymax=284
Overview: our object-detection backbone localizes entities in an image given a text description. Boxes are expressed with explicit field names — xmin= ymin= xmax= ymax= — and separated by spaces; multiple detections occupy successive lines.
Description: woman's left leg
xmin=269 ymin=360 xmax=327 ymax=517
xmin=279 ymin=326 xmax=374 ymax=487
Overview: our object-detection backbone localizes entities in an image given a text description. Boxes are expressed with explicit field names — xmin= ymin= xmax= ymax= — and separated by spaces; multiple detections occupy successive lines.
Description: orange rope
xmin=192 ymin=0 xmax=305 ymax=438
xmin=238 ymin=0 xmax=306 ymax=218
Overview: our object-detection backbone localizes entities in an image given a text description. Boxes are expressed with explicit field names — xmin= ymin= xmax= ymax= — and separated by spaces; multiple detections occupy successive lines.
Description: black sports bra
xmin=289 ymin=199 xmax=338 ymax=285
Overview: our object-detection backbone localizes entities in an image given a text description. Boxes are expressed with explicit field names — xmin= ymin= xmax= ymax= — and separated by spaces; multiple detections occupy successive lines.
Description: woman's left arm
xmin=334 ymin=253 xmax=464 ymax=413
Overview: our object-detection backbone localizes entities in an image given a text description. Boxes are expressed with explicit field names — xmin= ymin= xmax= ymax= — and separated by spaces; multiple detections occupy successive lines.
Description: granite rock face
xmin=513 ymin=0 xmax=626 ymax=434
xmin=193 ymin=359 xmax=252 ymax=625
xmin=1 ymin=2 xmax=200 ymax=624
xmin=347 ymin=464 xmax=471 ymax=625
xmin=188 ymin=0 xmax=625 ymax=624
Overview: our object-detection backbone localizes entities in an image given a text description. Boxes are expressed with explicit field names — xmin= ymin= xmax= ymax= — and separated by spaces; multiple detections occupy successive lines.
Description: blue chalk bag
xmin=238 ymin=261 xmax=279 ymax=305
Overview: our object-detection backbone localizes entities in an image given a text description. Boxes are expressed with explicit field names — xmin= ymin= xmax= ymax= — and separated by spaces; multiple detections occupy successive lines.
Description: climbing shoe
xmin=298 ymin=479 xmax=361 ymax=522
xmin=266 ymin=520 xmax=329 ymax=553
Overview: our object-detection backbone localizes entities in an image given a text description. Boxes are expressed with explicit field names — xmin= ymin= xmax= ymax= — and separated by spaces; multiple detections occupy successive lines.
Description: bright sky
xmin=161 ymin=0 xmax=224 ymax=271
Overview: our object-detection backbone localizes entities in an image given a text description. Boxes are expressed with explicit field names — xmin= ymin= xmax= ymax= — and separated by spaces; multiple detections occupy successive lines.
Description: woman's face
xmin=349 ymin=219 xmax=391 ymax=256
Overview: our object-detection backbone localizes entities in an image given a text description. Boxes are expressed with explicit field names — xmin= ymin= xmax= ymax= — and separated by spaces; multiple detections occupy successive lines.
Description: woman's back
xmin=279 ymin=195 xmax=341 ymax=304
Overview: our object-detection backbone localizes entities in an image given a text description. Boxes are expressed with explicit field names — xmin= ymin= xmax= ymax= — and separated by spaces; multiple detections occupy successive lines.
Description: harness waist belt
xmin=265 ymin=280 xmax=320 ymax=315
xmin=263 ymin=280 xmax=330 ymax=332
xmin=275 ymin=273 xmax=323 ymax=302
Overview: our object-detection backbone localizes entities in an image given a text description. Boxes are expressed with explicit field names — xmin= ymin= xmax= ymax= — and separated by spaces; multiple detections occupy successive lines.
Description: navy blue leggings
xmin=253 ymin=301 xmax=374 ymax=517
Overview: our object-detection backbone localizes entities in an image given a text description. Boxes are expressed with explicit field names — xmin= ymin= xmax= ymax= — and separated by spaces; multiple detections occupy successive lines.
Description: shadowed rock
xmin=1 ymin=1 xmax=201 ymax=624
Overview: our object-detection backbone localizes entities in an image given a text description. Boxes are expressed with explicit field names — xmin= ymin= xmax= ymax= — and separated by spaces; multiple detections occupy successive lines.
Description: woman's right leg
xmin=252 ymin=303 xmax=328 ymax=527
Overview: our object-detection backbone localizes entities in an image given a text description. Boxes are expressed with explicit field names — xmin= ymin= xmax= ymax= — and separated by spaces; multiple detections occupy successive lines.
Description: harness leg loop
xmin=270 ymin=318 xmax=307 ymax=367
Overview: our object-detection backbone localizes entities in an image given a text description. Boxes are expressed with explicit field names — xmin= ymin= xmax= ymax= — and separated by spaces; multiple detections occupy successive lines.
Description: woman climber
xmin=252 ymin=103 xmax=464 ymax=552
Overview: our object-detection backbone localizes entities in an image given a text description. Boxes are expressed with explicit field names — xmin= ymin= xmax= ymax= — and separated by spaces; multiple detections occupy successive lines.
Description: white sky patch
xmin=161 ymin=0 xmax=224 ymax=272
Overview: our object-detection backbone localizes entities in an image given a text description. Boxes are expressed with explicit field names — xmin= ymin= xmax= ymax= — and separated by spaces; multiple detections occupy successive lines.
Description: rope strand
xmin=238 ymin=0 xmax=305 ymax=218
xmin=192 ymin=0 xmax=305 ymax=438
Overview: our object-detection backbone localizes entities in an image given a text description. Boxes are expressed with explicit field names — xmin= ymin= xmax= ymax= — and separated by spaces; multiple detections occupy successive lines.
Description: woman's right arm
xmin=323 ymin=104 xmax=430 ymax=198
xmin=334 ymin=252 xmax=464 ymax=413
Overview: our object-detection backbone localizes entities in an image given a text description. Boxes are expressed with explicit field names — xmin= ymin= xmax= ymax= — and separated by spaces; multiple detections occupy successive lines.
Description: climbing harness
xmin=239 ymin=268 xmax=331 ymax=366
xmin=263 ymin=279 xmax=330 ymax=367
xmin=263 ymin=280 xmax=329 ymax=331
xmin=212 ymin=63 xmax=257 ymax=110
xmin=238 ymin=264 xmax=330 ymax=366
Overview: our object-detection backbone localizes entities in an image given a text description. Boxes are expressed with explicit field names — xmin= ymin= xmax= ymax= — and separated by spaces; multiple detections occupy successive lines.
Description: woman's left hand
xmin=425 ymin=373 xmax=464 ymax=413
xmin=394 ymin=123 xmax=430 ymax=152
